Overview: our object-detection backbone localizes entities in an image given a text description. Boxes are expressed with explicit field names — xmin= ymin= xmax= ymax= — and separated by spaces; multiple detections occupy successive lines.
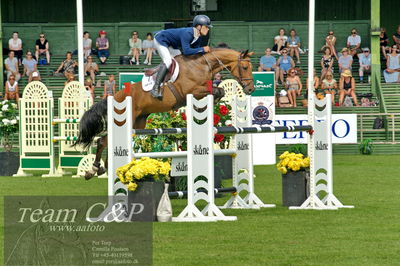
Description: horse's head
xmin=230 ymin=50 xmax=255 ymax=95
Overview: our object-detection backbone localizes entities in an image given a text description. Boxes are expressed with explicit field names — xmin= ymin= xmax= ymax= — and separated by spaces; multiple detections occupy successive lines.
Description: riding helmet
xmin=193 ymin=15 xmax=213 ymax=28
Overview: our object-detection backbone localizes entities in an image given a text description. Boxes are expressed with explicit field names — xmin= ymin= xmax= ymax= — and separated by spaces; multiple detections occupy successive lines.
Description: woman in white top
xmin=128 ymin=31 xmax=142 ymax=65
xmin=22 ymin=51 xmax=39 ymax=82
xmin=8 ymin=32 xmax=23 ymax=65
xmin=83 ymin=31 xmax=92 ymax=59
xmin=272 ymin=28 xmax=288 ymax=54
xmin=321 ymin=71 xmax=337 ymax=104
xmin=4 ymin=74 xmax=19 ymax=105
xmin=4 ymin=51 xmax=21 ymax=81
xmin=142 ymin=33 xmax=155 ymax=65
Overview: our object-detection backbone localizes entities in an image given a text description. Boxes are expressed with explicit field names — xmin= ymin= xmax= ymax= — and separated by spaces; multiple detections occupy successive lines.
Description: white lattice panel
xmin=20 ymin=99 xmax=52 ymax=154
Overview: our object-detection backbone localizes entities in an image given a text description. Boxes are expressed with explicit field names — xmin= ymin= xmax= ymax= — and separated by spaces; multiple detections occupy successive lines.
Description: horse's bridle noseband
xmin=236 ymin=55 xmax=254 ymax=92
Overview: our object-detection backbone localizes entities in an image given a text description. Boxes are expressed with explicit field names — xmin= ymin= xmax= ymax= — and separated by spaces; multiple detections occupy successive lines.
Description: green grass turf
xmin=1 ymin=154 xmax=400 ymax=265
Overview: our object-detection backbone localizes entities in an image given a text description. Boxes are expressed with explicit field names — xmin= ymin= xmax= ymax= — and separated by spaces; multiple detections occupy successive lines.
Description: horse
xmin=74 ymin=48 xmax=255 ymax=179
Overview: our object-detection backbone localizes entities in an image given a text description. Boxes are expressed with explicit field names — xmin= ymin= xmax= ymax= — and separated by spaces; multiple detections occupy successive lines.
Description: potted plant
xmin=276 ymin=147 xmax=310 ymax=207
xmin=0 ymin=100 xmax=20 ymax=176
xmin=116 ymin=157 xmax=171 ymax=221
xmin=359 ymin=139 xmax=373 ymax=155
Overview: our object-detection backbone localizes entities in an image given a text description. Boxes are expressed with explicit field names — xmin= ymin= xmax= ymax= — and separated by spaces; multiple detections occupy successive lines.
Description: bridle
xmin=204 ymin=51 xmax=254 ymax=92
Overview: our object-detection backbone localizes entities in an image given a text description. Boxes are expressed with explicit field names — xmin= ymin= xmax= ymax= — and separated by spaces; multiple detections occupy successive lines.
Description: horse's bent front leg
xmin=85 ymin=135 xmax=108 ymax=180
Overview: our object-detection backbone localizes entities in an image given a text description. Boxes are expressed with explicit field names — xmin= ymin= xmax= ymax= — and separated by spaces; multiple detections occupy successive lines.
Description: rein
xmin=203 ymin=51 xmax=253 ymax=91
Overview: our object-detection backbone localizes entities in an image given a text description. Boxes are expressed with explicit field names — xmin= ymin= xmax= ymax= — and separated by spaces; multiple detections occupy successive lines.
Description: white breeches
xmin=154 ymin=38 xmax=181 ymax=68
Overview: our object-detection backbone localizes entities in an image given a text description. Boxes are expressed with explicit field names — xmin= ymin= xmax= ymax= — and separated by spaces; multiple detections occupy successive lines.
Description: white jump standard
xmin=103 ymin=92 xmax=351 ymax=222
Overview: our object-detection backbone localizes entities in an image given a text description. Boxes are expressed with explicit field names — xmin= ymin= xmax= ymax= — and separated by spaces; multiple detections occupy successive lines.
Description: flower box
xmin=127 ymin=181 xmax=164 ymax=221
xmin=0 ymin=152 xmax=19 ymax=176
xmin=282 ymin=170 xmax=308 ymax=207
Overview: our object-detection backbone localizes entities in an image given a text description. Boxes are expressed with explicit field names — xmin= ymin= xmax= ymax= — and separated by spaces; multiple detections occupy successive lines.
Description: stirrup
xmin=151 ymin=87 xmax=163 ymax=100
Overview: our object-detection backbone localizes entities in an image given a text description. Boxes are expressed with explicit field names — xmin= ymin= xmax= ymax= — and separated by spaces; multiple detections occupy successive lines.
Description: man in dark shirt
xmin=35 ymin=33 xmax=50 ymax=64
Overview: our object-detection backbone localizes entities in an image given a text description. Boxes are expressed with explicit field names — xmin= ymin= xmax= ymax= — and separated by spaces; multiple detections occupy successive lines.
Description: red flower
xmin=214 ymin=114 xmax=220 ymax=125
xmin=214 ymin=134 xmax=224 ymax=143
xmin=219 ymin=105 xmax=229 ymax=116
xmin=181 ymin=112 xmax=187 ymax=121
xmin=147 ymin=119 xmax=153 ymax=124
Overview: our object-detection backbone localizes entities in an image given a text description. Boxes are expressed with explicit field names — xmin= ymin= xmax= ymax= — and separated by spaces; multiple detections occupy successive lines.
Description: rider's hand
xmin=203 ymin=46 xmax=211 ymax=53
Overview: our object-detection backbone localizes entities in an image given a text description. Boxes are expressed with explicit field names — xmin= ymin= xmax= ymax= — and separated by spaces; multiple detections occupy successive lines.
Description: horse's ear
xmin=241 ymin=49 xmax=249 ymax=58
xmin=247 ymin=51 xmax=255 ymax=57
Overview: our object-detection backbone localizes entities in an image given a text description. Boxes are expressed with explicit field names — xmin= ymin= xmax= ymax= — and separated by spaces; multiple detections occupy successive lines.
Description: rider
xmin=151 ymin=15 xmax=212 ymax=100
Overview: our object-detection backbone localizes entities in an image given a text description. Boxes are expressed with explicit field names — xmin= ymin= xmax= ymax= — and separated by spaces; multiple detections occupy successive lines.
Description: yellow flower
xmin=116 ymin=162 xmax=133 ymax=178
xmin=279 ymin=151 xmax=290 ymax=160
xmin=278 ymin=166 xmax=287 ymax=174
xmin=281 ymin=157 xmax=290 ymax=167
xmin=117 ymin=173 xmax=126 ymax=183
xmin=127 ymin=182 xmax=138 ymax=191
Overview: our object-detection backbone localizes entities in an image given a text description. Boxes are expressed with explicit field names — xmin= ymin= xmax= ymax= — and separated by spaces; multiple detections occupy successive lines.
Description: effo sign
xmin=275 ymin=114 xmax=357 ymax=144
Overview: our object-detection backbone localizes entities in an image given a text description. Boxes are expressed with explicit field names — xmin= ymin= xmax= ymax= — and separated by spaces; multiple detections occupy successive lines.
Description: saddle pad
xmin=142 ymin=59 xmax=179 ymax=92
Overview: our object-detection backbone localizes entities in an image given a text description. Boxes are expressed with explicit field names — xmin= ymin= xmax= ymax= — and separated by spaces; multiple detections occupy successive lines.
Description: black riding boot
xmin=151 ymin=63 xmax=168 ymax=100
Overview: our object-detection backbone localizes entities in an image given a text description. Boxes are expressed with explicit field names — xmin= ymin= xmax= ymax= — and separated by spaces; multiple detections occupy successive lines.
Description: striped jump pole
xmin=169 ymin=187 xmax=237 ymax=199
xmin=52 ymin=118 xmax=80 ymax=125
xmin=53 ymin=136 xmax=79 ymax=142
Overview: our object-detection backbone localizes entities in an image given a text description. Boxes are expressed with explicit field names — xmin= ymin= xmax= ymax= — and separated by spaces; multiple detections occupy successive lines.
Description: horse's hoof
xmin=97 ymin=166 xmax=107 ymax=176
xmin=84 ymin=171 xmax=95 ymax=180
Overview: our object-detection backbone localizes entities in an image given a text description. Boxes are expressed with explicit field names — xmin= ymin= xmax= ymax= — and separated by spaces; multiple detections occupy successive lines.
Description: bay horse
xmin=74 ymin=48 xmax=255 ymax=179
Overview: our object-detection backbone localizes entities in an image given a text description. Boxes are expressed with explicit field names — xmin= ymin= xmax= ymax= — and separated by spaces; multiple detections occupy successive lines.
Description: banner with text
xmin=251 ymin=72 xmax=276 ymax=165
xmin=275 ymin=114 xmax=357 ymax=144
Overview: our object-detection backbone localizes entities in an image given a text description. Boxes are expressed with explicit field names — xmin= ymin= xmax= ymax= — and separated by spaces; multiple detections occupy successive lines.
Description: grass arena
xmin=1 ymin=0 xmax=400 ymax=265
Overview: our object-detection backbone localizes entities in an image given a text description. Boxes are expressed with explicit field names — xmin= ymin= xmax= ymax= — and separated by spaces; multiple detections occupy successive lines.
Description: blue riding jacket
xmin=155 ymin=27 xmax=205 ymax=56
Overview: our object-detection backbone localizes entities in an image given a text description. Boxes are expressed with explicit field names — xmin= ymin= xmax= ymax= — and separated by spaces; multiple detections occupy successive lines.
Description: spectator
xmin=83 ymin=31 xmax=92 ymax=60
xmin=305 ymin=70 xmax=320 ymax=102
xmin=35 ymin=33 xmax=50 ymax=65
xmin=4 ymin=74 xmax=19 ymax=104
xmin=129 ymin=31 xmax=142 ymax=65
xmin=96 ymin=30 xmax=109 ymax=64
xmin=380 ymin=28 xmax=389 ymax=58
xmin=84 ymin=78 xmax=95 ymax=101
xmin=55 ymin=51 xmax=77 ymax=79
xmin=64 ymin=73 xmax=76 ymax=86
xmin=321 ymin=71 xmax=337 ymax=105
xmin=285 ymin=68 xmax=302 ymax=107
xmin=103 ymin=74 xmax=116 ymax=99
xmin=142 ymin=33 xmax=155 ymax=65
xmin=8 ymin=32 xmax=23 ymax=65
xmin=339 ymin=70 xmax=359 ymax=106
xmin=272 ymin=28 xmax=287 ymax=54
xmin=22 ymin=51 xmax=39 ymax=83
xmin=320 ymin=47 xmax=334 ymax=81
xmin=392 ymin=25 xmax=400 ymax=49
xmin=31 ymin=71 xmax=41 ymax=82
xmin=383 ymin=45 xmax=400 ymax=83
xmin=213 ymin=73 xmax=222 ymax=87
xmin=347 ymin=28 xmax=361 ymax=57
xmin=338 ymin=48 xmax=353 ymax=73
xmin=358 ymin=48 xmax=371 ymax=83
xmin=287 ymin=29 xmax=301 ymax=64
xmin=321 ymin=30 xmax=338 ymax=60
xmin=258 ymin=48 xmax=279 ymax=82
xmin=84 ymin=56 xmax=99 ymax=84
xmin=4 ymin=51 xmax=21 ymax=82
xmin=277 ymin=48 xmax=295 ymax=85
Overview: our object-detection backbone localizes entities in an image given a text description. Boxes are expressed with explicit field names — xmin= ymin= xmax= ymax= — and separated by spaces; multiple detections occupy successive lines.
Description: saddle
xmin=144 ymin=59 xmax=178 ymax=83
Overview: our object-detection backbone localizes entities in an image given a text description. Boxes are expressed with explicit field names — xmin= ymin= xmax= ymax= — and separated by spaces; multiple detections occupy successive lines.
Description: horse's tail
xmin=73 ymin=99 xmax=108 ymax=149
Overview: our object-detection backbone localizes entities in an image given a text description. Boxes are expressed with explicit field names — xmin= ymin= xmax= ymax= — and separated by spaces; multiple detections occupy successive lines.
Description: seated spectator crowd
xmin=4 ymin=25 xmax=400 ymax=106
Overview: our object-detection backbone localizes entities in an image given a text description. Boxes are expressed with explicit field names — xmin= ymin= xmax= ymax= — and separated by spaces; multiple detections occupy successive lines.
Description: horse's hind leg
xmin=95 ymin=136 xmax=108 ymax=176
xmin=85 ymin=135 xmax=107 ymax=180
